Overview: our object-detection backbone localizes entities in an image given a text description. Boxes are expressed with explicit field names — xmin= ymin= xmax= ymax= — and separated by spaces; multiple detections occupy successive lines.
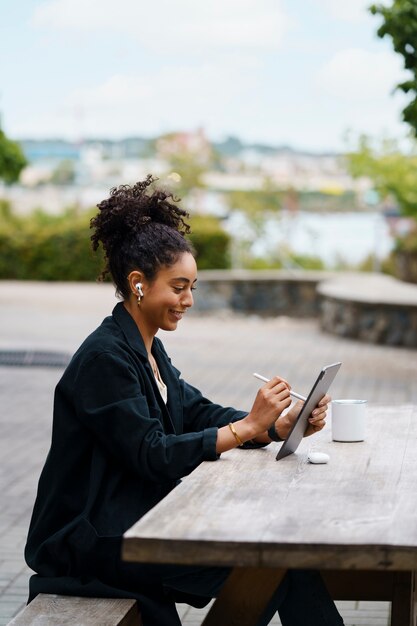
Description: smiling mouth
xmin=169 ymin=309 xmax=186 ymax=319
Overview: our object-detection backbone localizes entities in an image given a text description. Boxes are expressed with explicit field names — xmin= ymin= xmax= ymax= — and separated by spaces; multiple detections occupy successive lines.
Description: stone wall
xmin=192 ymin=270 xmax=417 ymax=348
xmin=320 ymin=298 xmax=417 ymax=348
xmin=318 ymin=274 xmax=417 ymax=349
xmin=191 ymin=270 xmax=335 ymax=317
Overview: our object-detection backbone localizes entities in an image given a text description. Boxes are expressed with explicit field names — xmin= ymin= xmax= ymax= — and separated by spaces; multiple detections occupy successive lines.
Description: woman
xmin=25 ymin=176 xmax=343 ymax=625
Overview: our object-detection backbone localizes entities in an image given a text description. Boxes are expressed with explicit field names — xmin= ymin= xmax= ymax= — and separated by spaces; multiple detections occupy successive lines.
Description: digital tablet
xmin=276 ymin=362 xmax=342 ymax=461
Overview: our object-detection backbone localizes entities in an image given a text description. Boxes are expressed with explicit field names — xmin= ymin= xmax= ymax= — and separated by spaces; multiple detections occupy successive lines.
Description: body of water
xmin=226 ymin=210 xmax=397 ymax=268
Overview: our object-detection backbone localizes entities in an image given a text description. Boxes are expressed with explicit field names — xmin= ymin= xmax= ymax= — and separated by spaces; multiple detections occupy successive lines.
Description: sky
xmin=0 ymin=0 xmax=412 ymax=152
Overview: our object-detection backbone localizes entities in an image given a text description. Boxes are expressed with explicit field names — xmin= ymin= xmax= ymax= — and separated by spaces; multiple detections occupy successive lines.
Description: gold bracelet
xmin=228 ymin=422 xmax=244 ymax=447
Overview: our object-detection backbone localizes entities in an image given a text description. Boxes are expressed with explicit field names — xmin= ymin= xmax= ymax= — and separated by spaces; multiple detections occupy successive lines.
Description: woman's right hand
xmin=244 ymin=376 xmax=292 ymax=437
xmin=216 ymin=376 xmax=292 ymax=453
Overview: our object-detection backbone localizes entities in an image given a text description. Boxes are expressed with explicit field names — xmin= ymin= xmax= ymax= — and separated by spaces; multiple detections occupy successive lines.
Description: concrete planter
xmin=191 ymin=270 xmax=335 ymax=317
xmin=189 ymin=270 xmax=417 ymax=348
xmin=318 ymin=274 xmax=417 ymax=349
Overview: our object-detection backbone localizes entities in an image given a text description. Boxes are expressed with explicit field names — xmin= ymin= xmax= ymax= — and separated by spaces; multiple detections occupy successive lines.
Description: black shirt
xmin=25 ymin=302 xmax=247 ymax=588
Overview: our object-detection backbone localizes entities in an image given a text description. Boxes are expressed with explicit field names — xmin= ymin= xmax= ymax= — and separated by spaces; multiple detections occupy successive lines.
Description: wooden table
xmin=123 ymin=406 xmax=417 ymax=625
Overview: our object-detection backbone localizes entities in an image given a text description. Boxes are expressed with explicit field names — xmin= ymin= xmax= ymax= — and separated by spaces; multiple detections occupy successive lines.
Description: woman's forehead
xmin=161 ymin=253 xmax=197 ymax=280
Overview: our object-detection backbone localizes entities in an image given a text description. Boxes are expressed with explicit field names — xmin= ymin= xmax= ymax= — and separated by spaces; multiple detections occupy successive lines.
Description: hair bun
xmin=90 ymin=175 xmax=194 ymax=297
xmin=90 ymin=175 xmax=190 ymax=258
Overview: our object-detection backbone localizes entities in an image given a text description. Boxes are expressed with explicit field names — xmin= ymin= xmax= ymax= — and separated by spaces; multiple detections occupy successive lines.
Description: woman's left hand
xmin=276 ymin=394 xmax=331 ymax=439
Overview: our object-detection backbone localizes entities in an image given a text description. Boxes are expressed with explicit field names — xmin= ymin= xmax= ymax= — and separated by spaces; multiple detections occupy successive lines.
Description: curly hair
xmin=90 ymin=175 xmax=194 ymax=299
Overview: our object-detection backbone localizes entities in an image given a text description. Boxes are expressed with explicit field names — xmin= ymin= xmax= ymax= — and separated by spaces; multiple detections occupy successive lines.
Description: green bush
xmin=188 ymin=215 xmax=231 ymax=270
xmin=0 ymin=203 xmax=103 ymax=281
xmin=0 ymin=203 xmax=231 ymax=281
xmin=395 ymin=222 xmax=417 ymax=253
xmin=289 ymin=253 xmax=325 ymax=270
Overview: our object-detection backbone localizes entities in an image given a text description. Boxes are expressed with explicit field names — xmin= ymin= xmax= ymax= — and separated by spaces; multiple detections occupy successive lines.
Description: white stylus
xmin=253 ymin=373 xmax=307 ymax=402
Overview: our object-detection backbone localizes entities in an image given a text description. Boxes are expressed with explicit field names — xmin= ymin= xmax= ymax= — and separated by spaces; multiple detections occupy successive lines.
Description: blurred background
xmin=1 ymin=5 xmax=417 ymax=624
xmin=1 ymin=0 xmax=417 ymax=282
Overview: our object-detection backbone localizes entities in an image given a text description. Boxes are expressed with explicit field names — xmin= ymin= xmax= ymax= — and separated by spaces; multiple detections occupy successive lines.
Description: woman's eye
xmin=173 ymin=286 xmax=196 ymax=293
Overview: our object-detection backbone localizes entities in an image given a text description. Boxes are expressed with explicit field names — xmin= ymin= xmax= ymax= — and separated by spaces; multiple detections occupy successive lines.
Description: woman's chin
xmin=160 ymin=320 xmax=179 ymax=332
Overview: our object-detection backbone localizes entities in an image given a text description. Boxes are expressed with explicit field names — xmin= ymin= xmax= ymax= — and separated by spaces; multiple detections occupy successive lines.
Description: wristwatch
xmin=268 ymin=424 xmax=284 ymax=442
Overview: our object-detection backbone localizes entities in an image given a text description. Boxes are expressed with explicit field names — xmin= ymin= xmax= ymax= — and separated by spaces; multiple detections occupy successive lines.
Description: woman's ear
xmin=127 ymin=270 xmax=144 ymax=298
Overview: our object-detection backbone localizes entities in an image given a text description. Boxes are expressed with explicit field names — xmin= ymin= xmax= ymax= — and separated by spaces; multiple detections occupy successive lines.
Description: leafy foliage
xmin=0 ymin=131 xmax=27 ymax=183
xmin=49 ymin=159 xmax=76 ymax=185
xmin=226 ymin=182 xmax=282 ymax=222
xmin=345 ymin=135 xmax=417 ymax=217
xmin=370 ymin=0 xmax=417 ymax=135
xmin=0 ymin=202 xmax=231 ymax=280
xmin=188 ymin=215 xmax=231 ymax=270
xmin=156 ymin=131 xmax=217 ymax=201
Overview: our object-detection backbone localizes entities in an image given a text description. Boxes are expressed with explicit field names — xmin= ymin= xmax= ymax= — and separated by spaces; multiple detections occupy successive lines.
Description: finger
xmin=305 ymin=418 xmax=325 ymax=437
xmin=278 ymin=391 xmax=292 ymax=405
xmin=310 ymin=406 xmax=327 ymax=420
xmin=272 ymin=387 xmax=291 ymax=405
xmin=278 ymin=395 xmax=292 ymax=413
xmin=311 ymin=405 xmax=327 ymax=418
xmin=258 ymin=383 xmax=288 ymax=403
xmin=262 ymin=382 xmax=290 ymax=400
xmin=275 ymin=381 xmax=291 ymax=395
xmin=274 ymin=386 xmax=291 ymax=403
xmin=265 ymin=376 xmax=291 ymax=391
xmin=318 ymin=394 xmax=331 ymax=407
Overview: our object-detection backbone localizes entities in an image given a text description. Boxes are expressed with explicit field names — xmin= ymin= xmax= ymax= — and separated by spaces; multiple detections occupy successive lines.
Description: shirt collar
xmin=112 ymin=301 xmax=148 ymax=359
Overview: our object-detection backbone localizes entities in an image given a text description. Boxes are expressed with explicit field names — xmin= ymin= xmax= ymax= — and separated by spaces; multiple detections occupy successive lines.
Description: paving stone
xmin=1 ymin=281 xmax=414 ymax=624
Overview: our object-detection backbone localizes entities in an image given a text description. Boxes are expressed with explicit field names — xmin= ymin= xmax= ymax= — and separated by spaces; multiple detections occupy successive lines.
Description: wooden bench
xmin=7 ymin=594 xmax=141 ymax=625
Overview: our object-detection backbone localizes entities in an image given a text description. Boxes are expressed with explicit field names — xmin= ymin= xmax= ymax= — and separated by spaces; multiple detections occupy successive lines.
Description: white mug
xmin=331 ymin=399 xmax=367 ymax=442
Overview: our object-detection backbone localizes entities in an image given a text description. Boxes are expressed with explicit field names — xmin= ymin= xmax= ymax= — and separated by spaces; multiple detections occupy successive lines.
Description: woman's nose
xmin=182 ymin=289 xmax=194 ymax=308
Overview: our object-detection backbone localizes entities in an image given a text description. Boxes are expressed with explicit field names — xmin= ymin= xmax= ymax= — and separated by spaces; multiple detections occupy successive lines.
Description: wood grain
xmin=7 ymin=594 xmax=141 ymax=626
xmin=201 ymin=567 xmax=286 ymax=626
xmin=390 ymin=571 xmax=416 ymax=626
xmin=123 ymin=406 xmax=417 ymax=571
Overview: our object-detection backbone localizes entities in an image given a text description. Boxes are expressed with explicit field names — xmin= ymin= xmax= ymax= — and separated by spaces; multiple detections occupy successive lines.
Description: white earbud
xmin=136 ymin=283 xmax=144 ymax=297
xmin=135 ymin=282 xmax=144 ymax=305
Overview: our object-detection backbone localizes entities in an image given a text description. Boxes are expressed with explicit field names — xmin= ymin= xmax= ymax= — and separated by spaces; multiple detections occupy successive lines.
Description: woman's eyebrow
xmin=170 ymin=277 xmax=197 ymax=284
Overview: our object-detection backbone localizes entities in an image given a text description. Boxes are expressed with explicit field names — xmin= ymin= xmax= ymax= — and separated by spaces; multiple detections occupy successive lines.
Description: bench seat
xmin=7 ymin=593 xmax=141 ymax=625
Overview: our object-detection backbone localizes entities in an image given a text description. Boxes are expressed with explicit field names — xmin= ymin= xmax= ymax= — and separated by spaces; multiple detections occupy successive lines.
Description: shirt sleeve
xmin=180 ymin=379 xmax=269 ymax=449
xmin=73 ymin=351 xmax=219 ymax=482
xmin=180 ymin=378 xmax=246 ymax=430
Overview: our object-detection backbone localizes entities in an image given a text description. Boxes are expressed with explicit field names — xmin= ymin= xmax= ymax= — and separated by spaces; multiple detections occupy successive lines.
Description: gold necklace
xmin=148 ymin=353 xmax=159 ymax=379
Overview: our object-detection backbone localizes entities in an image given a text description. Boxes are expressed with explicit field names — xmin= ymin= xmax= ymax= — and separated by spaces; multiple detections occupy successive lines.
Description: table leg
xmin=201 ymin=567 xmax=286 ymax=626
xmin=391 ymin=571 xmax=416 ymax=626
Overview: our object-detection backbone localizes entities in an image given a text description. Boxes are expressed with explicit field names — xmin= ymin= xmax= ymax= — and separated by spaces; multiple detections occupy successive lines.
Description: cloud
xmin=316 ymin=48 xmax=408 ymax=101
xmin=308 ymin=48 xmax=410 ymax=147
xmin=69 ymin=75 xmax=152 ymax=108
xmin=312 ymin=0 xmax=373 ymax=23
xmin=62 ymin=59 xmax=260 ymax=138
xmin=32 ymin=0 xmax=290 ymax=50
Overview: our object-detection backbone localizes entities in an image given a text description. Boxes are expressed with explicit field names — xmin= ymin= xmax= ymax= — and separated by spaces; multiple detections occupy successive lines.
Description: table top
xmin=123 ymin=405 xmax=417 ymax=571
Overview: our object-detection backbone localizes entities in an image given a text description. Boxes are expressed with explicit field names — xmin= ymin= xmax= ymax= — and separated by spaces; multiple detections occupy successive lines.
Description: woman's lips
xmin=169 ymin=309 xmax=185 ymax=321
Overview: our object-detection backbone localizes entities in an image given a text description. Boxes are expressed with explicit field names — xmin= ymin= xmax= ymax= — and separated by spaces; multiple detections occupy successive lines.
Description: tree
xmin=164 ymin=151 xmax=207 ymax=200
xmin=346 ymin=135 xmax=417 ymax=218
xmin=50 ymin=159 xmax=76 ymax=185
xmin=370 ymin=0 xmax=417 ymax=135
xmin=156 ymin=130 xmax=215 ymax=201
xmin=225 ymin=179 xmax=286 ymax=268
xmin=227 ymin=180 xmax=282 ymax=224
xmin=0 ymin=130 xmax=27 ymax=184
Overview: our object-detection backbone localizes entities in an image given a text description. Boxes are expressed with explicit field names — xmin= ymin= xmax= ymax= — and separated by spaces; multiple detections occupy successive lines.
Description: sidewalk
xmin=1 ymin=281 xmax=416 ymax=625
